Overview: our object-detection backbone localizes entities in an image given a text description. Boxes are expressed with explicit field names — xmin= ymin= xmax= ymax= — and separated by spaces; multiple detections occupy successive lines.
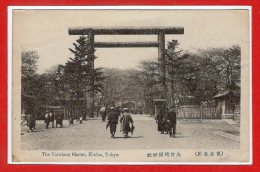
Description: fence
xmin=63 ymin=105 xmax=88 ymax=119
xmin=36 ymin=105 xmax=88 ymax=120
xmin=234 ymin=105 xmax=240 ymax=120
xmin=177 ymin=105 xmax=201 ymax=119
xmin=177 ymin=105 xmax=221 ymax=119
xmin=201 ymin=105 xmax=220 ymax=119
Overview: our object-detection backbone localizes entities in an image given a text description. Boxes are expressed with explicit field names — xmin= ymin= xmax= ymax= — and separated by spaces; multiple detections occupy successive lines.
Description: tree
xmin=64 ymin=36 xmax=91 ymax=113
xmin=21 ymin=51 xmax=40 ymax=114
xmin=102 ymin=69 xmax=129 ymax=106
xmin=87 ymin=68 xmax=106 ymax=94
xmin=35 ymin=65 xmax=66 ymax=106
xmin=131 ymin=60 xmax=160 ymax=113
xmin=21 ymin=51 xmax=39 ymax=79
xmin=215 ymin=45 xmax=241 ymax=90
xmin=174 ymin=53 xmax=202 ymax=104
xmin=165 ymin=40 xmax=183 ymax=105
xmin=166 ymin=50 xmax=218 ymax=105
xmin=101 ymin=68 xmax=145 ymax=112
xmin=173 ymin=45 xmax=241 ymax=104
xmin=87 ymin=67 xmax=106 ymax=114
xmin=64 ymin=35 xmax=105 ymax=117
xmin=198 ymin=45 xmax=241 ymax=91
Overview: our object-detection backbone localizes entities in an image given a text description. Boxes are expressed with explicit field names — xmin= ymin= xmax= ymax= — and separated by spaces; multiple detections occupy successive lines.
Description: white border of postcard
xmin=7 ymin=5 xmax=252 ymax=165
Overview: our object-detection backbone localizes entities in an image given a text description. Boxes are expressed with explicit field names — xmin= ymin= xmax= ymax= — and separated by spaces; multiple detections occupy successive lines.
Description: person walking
xmin=166 ymin=106 xmax=177 ymax=138
xmin=56 ymin=111 xmax=63 ymax=128
xmin=115 ymin=106 xmax=121 ymax=119
xmin=156 ymin=109 xmax=164 ymax=134
xmin=49 ymin=111 xmax=55 ymax=128
xmin=100 ymin=106 xmax=107 ymax=122
xmin=120 ymin=108 xmax=134 ymax=138
xmin=106 ymin=107 xmax=119 ymax=138
xmin=69 ymin=115 xmax=74 ymax=125
xmin=79 ymin=115 xmax=83 ymax=124
xmin=27 ymin=114 xmax=35 ymax=132
xmin=44 ymin=111 xmax=50 ymax=129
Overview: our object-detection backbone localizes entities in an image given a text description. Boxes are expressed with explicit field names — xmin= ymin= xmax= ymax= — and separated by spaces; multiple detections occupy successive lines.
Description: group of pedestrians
xmin=156 ymin=106 xmax=177 ymax=138
xmin=27 ymin=106 xmax=176 ymax=140
xmin=26 ymin=109 xmax=85 ymax=133
xmin=102 ymin=106 xmax=134 ymax=138
xmin=25 ymin=110 xmax=64 ymax=132
xmin=44 ymin=110 xmax=64 ymax=129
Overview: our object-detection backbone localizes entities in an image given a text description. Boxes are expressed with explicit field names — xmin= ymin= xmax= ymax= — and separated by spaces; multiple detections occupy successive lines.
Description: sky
xmin=13 ymin=9 xmax=249 ymax=74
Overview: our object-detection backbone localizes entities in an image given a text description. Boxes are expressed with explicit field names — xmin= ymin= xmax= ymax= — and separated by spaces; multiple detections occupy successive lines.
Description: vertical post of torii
xmin=88 ymin=30 xmax=95 ymax=118
xmin=158 ymin=30 xmax=167 ymax=103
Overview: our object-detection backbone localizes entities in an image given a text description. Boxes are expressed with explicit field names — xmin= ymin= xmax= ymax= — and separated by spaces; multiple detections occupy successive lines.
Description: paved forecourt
xmin=21 ymin=114 xmax=239 ymax=150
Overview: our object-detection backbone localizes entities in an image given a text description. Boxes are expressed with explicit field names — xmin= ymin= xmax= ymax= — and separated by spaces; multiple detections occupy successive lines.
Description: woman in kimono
xmin=120 ymin=108 xmax=134 ymax=138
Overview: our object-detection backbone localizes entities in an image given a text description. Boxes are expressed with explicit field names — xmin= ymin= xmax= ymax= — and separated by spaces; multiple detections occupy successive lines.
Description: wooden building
xmin=212 ymin=90 xmax=240 ymax=119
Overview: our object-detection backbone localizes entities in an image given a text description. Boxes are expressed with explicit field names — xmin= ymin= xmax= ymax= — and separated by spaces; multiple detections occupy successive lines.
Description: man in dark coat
xmin=156 ymin=109 xmax=164 ymax=134
xmin=166 ymin=106 xmax=177 ymax=138
xmin=56 ymin=112 xmax=63 ymax=128
xmin=107 ymin=107 xmax=120 ymax=138
xmin=50 ymin=111 xmax=55 ymax=128
xmin=69 ymin=115 xmax=74 ymax=125
xmin=120 ymin=108 xmax=134 ymax=138
xmin=27 ymin=114 xmax=35 ymax=132
xmin=115 ymin=107 xmax=121 ymax=119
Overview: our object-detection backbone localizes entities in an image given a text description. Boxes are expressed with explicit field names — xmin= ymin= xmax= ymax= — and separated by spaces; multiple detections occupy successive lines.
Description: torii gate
xmin=68 ymin=27 xmax=184 ymax=116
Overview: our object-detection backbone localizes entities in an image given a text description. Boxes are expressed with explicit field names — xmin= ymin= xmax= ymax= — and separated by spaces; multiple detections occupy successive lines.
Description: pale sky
xmin=13 ymin=9 xmax=249 ymax=74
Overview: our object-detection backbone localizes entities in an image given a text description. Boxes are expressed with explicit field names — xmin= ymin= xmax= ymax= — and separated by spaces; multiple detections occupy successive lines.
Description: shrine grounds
xmin=21 ymin=114 xmax=240 ymax=150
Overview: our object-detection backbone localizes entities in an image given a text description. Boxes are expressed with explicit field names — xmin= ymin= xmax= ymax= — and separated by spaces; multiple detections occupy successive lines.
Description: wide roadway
xmin=21 ymin=114 xmax=239 ymax=150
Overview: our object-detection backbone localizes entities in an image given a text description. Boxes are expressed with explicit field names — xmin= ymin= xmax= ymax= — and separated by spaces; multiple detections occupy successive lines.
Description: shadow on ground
xmin=113 ymin=136 xmax=143 ymax=139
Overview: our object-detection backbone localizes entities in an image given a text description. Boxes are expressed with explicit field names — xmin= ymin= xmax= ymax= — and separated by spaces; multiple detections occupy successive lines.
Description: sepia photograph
xmin=9 ymin=6 xmax=251 ymax=164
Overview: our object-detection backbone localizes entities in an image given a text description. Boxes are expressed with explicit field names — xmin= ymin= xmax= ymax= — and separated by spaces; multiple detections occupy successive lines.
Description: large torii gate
xmin=68 ymin=27 xmax=184 ymax=116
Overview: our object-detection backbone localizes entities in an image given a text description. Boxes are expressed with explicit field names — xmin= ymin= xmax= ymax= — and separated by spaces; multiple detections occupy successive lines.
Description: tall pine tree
xmin=165 ymin=40 xmax=183 ymax=105
xmin=64 ymin=36 xmax=90 ymax=112
xmin=64 ymin=35 xmax=105 ymax=117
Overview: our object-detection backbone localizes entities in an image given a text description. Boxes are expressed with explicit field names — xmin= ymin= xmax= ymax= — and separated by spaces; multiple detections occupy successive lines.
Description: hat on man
xmin=110 ymin=107 xmax=115 ymax=110
xmin=123 ymin=108 xmax=129 ymax=113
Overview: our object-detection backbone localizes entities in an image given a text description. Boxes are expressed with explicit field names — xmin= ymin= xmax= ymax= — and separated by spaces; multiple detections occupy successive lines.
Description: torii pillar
xmin=158 ymin=30 xmax=167 ymax=100
xmin=88 ymin=30 xmax=95 ymax=117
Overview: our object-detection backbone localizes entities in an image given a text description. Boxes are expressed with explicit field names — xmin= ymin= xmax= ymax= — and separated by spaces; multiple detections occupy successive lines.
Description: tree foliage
xmin=64 ymin=36 xmax=91 ymax=100
xmin=87 ymin=67 xmax=106 ymax=95
xmin=62 ymin=35 xmax=105 ymax=109
xmin=21 ymin=51 xmax=39 ymax=79
xmin=165 ymin=44 xmax=241 ymax=105
xmin=21 ymin=51 xmax=40 ymax=113
xmin=130 ymin=60 xmax=161 ymax=113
